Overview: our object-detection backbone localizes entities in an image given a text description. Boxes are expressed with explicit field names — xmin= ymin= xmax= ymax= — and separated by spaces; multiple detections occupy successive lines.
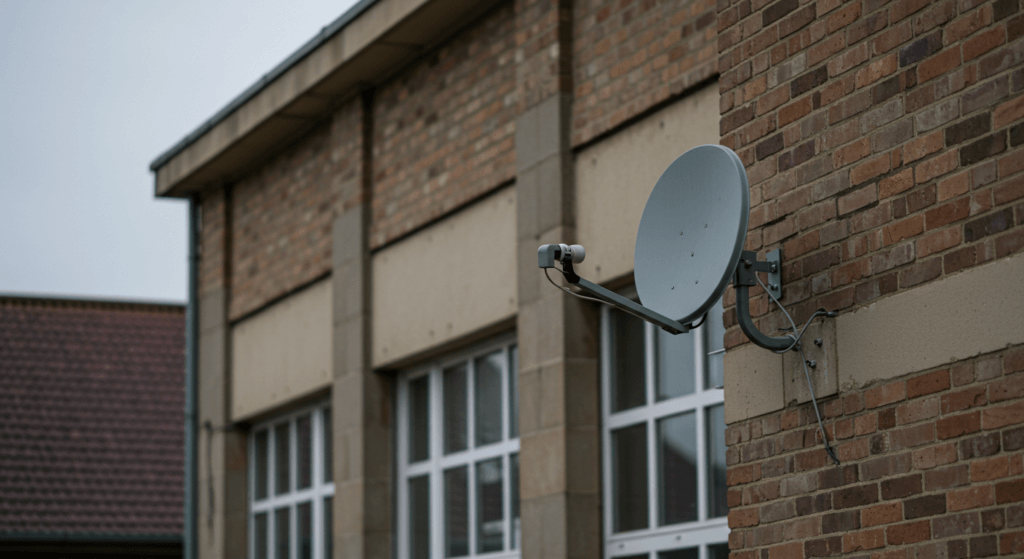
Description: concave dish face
xmin=633 ymin=144 xmax=750 ymax=325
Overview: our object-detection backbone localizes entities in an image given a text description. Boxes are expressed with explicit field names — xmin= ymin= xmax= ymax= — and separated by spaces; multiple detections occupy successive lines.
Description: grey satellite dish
xmin=537 ymin=143 xmax=804 ymax=350
xmin=634 ymin=144 xmax=748 ymax=326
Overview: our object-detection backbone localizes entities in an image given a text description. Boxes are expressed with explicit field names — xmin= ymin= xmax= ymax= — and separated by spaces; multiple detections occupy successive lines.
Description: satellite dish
xmin=634 ymin=144 xmax=749 ymax=325
xmin=537 ymin=143 xmax=821 ymax=350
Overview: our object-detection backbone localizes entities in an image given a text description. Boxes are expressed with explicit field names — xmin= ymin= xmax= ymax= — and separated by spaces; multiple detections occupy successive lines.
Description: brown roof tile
xmin=0 ymin=296 xmax=185 ymax=537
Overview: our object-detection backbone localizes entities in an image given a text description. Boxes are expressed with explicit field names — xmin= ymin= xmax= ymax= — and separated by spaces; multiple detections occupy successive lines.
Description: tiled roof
xmin=0 ymin=296 xmax=185 ymax=537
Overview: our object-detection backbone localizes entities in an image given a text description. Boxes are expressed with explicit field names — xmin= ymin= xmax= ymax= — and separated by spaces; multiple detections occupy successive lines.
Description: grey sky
xmin=0 ymin=0 xmax=358 ymax=302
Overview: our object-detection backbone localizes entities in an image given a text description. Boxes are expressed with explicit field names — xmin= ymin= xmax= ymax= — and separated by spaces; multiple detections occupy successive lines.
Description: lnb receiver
xmin=537 ymin=244 xmax=585 ymax=268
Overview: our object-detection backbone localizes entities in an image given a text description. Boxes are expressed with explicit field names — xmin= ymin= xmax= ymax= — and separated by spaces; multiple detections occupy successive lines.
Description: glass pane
xmin=254 ymin=512 xmax=268 ymax=559
xmin=254 ymin=430 xmax=268 ymax=500
xmin=274 ymin=507 xmax=290 ymax=559
xmin=444 ymin=466 xmax=469 ymax=557
xmin=658 ymin=412 xmax=697 ymax=525
xmin=510 ymin=453 xmax=520 ymax=550
xmin=409 ymin=375 xmax=430 ymax=463
xmin=476 ymin=457 xmax=504 ymax=553
xmin=298 ymin=502 xmax=312 ymax=559
xmin=475 ymin=351 xmax=502 ymax=446
xmin=444 ymin=363 xmax=468 ymax=454
xmin=657 ymin=329 xmax=695 ymax=401
xmin=509 ymin=345 xmax=519 ymax=438
xmin=297 ymin=414 xmax=312 ymax=490
xmin=324 ymin=497 xmax=333 ymax=559
xmin=275 ymin=423 xmax=290 ymax=495
xmin=323 ymin=408 xmax=333 ymax=483
xmin=708 ymin=543 xmax=730 ymax=559
xmin=409 ymin=475 xmax=430 ymax=559
xmin=705 ymin=298 xmax=725 ymax=390
xmin=612 ymin=309 xmax=646 ymax=412
xmin=659 ymin=547 xmax=699 ymax=559
xmin=612 ymin=423 xmax=648 ymax=532
xmin=707 ymin=405 xmax=728 ymax=518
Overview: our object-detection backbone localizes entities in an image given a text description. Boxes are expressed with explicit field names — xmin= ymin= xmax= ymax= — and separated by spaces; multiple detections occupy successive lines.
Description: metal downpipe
xmin=184 ymin=196 xmax=200 ymax=559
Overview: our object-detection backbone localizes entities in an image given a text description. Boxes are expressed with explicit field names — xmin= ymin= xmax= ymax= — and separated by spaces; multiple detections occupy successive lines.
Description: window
xmin=397 ymin=337 xmax=520 ymax=559
xmin=602 ymin=295 xmax=729 ymax=559
xmin=250 ymin=403 xmax=334 ymax=559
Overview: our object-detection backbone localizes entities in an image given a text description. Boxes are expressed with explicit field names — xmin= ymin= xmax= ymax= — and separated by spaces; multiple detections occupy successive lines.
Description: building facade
xmin=150 ymin=0 xmax=1024 ymax=558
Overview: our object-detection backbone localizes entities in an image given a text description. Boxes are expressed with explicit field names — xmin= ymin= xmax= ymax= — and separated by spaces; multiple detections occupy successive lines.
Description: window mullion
xmin=600 ymin=305 xmax=614 ymax=544
xmin=430 ymin=368 xmax=444 ymax=559
xmin=397 ymin=379 xmax=409 ymax=559
xmin=646 ymin=323 xmax=658 ymax=531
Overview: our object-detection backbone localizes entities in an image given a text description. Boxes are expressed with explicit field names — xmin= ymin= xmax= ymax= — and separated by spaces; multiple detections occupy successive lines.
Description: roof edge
xmin=0 ymin=292 xmax=186 ymax=312
xmin=0 ymin=531 xmax=182 ymax=543
xmin=149 ymin=0 xmax=379 ymax=172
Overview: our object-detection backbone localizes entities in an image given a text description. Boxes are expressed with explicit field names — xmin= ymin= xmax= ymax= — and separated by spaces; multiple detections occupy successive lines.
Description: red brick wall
xmin=725 ymin=345 xmax=1024 ymax=558
xmin=718 ymin=0 xmax=1024 ymax=348
xmin=199 ymin=188 xmax=226 ymax=298
xmin=228 ymin=100 xmax=363 ymax=320
xmin=572 ymin=0 xmax=718 ymax=146
xmin=719 ymin=0 xmax=1024 ymax=556
xmin=370 ymin=2 xmax=517 ymax=249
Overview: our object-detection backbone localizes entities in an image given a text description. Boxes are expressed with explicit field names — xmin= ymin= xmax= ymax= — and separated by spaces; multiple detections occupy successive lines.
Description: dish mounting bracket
xmin=733 ymin=248 xmax=796 ymax=351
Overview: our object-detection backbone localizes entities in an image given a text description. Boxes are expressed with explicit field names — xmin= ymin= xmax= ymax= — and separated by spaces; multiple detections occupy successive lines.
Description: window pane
xmin=509 ymin=345 xmax=519 ymax=438
xmin=658 ymin=412 xmax=697 ymax=525
xmin=510 ymin=453 xmax=520 ymax=550
xmin=323 ymin=408 xmax=333 ymax=483
xmin=656 ymin=329 xmax=695 ymax=401
xmin=444 ymin=466 xmax=469 ymax=557
xmin=707 ymin=404 xmax=728 ymax=518
xmin=659 ymin=547 xmax=698 ymax=559
xmin=409 ymin=376 xmax=430 ymax=463
xmin=254 ymin=512 xmax=268 ymax=559
xmin=274 ymin=507 xmax=290 ymax=559
xmin=444 ymin=364 xmax=468 ymax=454
xmin=611 ymin=310 xmax=646 ymax=412
xmin=612 ymin=423 xmax=648 ymax=532
xmin=476 ymin=457 xmax=504 ymax=553
xmin=324 ymin=497 xmax=333 ymax=559
xmin=474 ymin=352 xmax=502 ymax=446
xmin=275 ymin=423 xmax=290 ymax=495
xmin=254 ymin=430 xmax=268 ymax=500
xmin=708 ymin=543 xmax=730 ymax=559
xmin=705 ymin=299 xmax=725 ymax=390
xmin=297 ymin=502 xmax=312 ymax=559
xmin=409 ymin=475 xmax=430 ymax=559
xmin=297 ymin=414 xmax=312 ymax=490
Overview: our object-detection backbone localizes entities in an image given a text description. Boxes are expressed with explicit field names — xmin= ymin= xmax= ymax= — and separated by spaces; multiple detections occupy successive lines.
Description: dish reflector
xmin=634 ymin=144 xmax=750 ymax=325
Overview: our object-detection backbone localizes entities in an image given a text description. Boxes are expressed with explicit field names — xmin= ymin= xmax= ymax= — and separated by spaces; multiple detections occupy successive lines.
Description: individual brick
xmin=843 ymin=528 xmax=885 ymax=552
xmin=961 ymin=132 xmax=1008 ymax=166
xmin=948 ymin=485 xmax=996 ymax=511
xmin=886 ymin=520 xmax=931 ymax=545
xmin=972 ymin=456 xmax=1011 ymax=482
xmin=881 ymin=474 xmax=922 ymax=500
xmin=834 ymin=483 xmax=880 ymax=509
xmin=862 ymin=502 xmax=903 ymax=527
xmin=936 ymin=411 xmax=982 ymax=439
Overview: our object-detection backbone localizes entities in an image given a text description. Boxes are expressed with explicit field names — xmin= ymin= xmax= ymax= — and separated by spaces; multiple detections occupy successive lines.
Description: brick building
xmin=149 ymin=0 xmax=1024 ymax=558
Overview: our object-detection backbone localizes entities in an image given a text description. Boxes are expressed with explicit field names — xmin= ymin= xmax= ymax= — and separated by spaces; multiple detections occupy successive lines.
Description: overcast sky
xmin=0 ymin=0 xmax=359 ymax=302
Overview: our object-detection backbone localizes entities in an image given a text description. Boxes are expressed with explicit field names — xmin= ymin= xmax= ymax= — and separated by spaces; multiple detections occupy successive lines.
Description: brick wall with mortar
xmin=718 ymin=0 xmax=1024 ymax=556
xmin=227 ymin=99 xmax=363 ymax=320
xmin=370 ymin=1 xmax=517 ymax=249
xmin=572 ymin=0 xmax=719 ymax=146
xmin=718 ymin=0 xmax=1024 ymax=349
xmin=199 ymin=188 xmax=227 ymax=298
xmin=725 ymin=345 xmax=1024 ymax=558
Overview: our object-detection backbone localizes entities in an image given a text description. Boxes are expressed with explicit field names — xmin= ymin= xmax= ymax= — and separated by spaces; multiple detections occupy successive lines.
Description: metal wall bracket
xmin=766 ymin=249 xmax=782 ymax=301
xmin=734 ymin=249 xmax=795 ymax=351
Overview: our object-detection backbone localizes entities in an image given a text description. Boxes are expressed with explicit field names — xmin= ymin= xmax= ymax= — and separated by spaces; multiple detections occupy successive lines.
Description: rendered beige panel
xmin=724 ymin=341 xmax=784 ymax=424
xmin=372 ymin=187 xmax=517 ymax=366
xmin=231 ymin=279 xmax=333 ymax=420
xmin=575 ymin=84 xmax=720 ymax=284
xmin=838 ymin=253 xmax=1024 ymax=389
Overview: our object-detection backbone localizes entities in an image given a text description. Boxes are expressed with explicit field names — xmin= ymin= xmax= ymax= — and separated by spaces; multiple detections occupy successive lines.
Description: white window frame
xmin=601 ymin=303 xmax=729 ymax=559
xmin=249 ymin=402 xmax=335 ymax=559
xmin=396 ymin=334 xmax=520 ymax=559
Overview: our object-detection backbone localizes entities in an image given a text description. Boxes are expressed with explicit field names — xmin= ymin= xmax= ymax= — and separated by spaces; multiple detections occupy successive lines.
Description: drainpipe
xmin=184 ymin=195 xmax=200 ymax=559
